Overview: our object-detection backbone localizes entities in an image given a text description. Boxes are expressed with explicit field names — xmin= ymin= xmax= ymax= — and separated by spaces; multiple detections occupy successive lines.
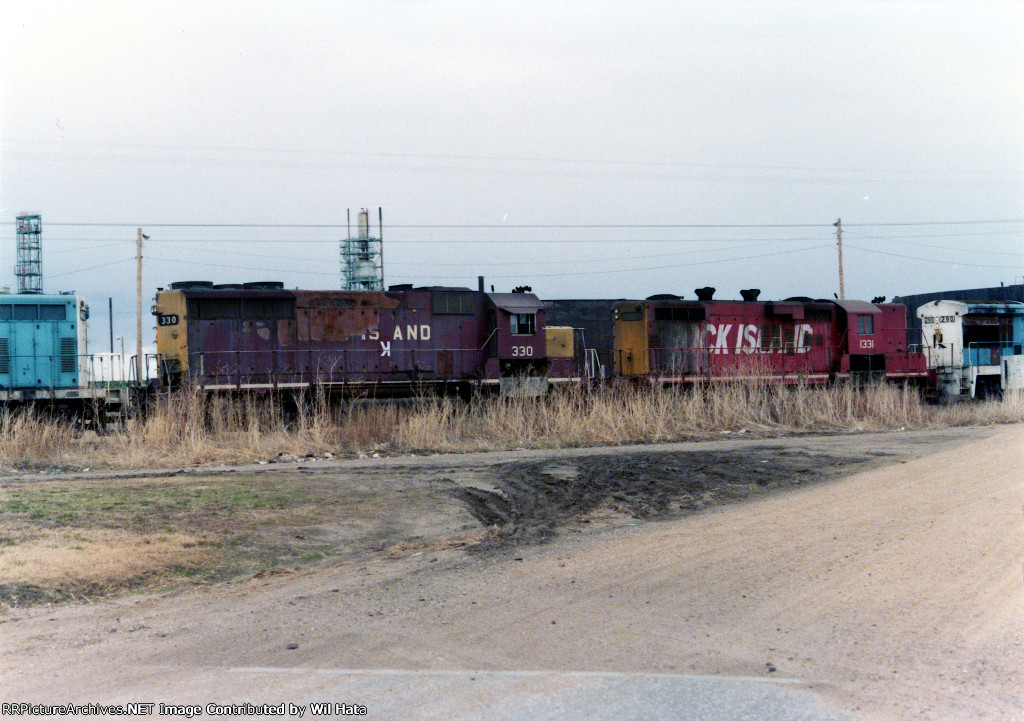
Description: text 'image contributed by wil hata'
xmin=1 ymin=702 xmax=369 ymax=717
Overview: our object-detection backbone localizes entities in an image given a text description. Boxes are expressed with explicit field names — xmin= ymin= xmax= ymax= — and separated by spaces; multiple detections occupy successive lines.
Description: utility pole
xmin=834 ymin=217 xmax=845 ymax=300
xmin=136 ymin=228 xmax=143 ymax=383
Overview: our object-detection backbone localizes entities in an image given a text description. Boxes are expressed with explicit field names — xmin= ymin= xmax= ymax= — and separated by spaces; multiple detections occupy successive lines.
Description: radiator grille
xmin=60 ymin=337 xmax=77 ymax=374
xmin=0 ymin=337 xmax=8 ymax=374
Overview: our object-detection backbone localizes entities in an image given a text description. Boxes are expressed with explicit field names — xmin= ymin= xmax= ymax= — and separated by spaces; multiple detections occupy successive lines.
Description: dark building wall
xmin=543 ymin=299 xmax=620 ymax=377
xmin=894 ymin=284 xmax=1024 ymax=343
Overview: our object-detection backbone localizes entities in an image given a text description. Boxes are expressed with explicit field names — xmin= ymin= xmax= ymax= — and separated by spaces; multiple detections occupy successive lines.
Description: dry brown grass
xmin=0 ymin=467 xmax=441 ymax=605
xmin=0 ymin=383 xmax=1019 ymax=470
xmin=0 ymin=410 xmax=78 ymax=468
xmin=1 ymin=384 xmax=1020 ymax=606
xmin=0 ymin=524 xmax=209 ymax=590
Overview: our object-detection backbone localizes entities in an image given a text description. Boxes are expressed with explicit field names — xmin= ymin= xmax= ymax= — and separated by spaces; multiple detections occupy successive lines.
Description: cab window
xmin=510 ymin=313 xmax=536 ymax=336
xmin=856 ymin=315 xmax=874 ymax=335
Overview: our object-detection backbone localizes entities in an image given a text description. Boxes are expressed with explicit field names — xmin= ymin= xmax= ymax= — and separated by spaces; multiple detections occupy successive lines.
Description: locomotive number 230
xmin=511 ymin=345 xmax=534 ymax=357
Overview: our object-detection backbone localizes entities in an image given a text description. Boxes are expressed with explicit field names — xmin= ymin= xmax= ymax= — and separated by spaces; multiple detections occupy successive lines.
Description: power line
xmin=842 ymin=244 xmax=1019 ymax=270
xmin=404 ymin=245 xmax=835 ymax=280
xmin=38 ymin=219 xmax=1024 ymax=229
xmin=48 ymin=257 xmax=136 ymax=279
xmin=841 ymin=228 xmax=1024 ymax=239
xmin=13 ymin=147 xmax=1021 ymax=186
xmin=144 ymin=244 xmax=834 ymax=280
xmin=44 ymin=237 xmax=835 ymax=248
xmin=158 ymin=234 xmax=827 ymax=267
xmin=845 ymin=219 xmax=1024 ymax=227
xmin=146 ymin=255 xmax=336 ymax=276
xmin=843 ymin=231 xmax=1024 ymax=256
xmin=43 ymin=222 xmax=831 ymax=229
xmin=6 ymin=138 xmax=1022 ymax=178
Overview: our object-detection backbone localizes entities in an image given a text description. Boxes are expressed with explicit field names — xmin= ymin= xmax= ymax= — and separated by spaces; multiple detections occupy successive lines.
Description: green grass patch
xmin=0 ymin=472 xmax=408 ymax=606
xmin=0 ymin=481 xmax=301 ymax=529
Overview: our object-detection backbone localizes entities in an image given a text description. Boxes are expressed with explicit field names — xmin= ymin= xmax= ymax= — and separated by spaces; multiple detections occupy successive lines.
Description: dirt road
xmin=1 ymin=426 xmax=1022 ymax=720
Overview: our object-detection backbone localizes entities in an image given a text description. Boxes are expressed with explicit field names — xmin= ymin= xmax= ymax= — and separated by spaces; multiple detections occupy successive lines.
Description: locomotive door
xmin=237 ymin=320 xmax=280 ymax=387
xmin=653 ymin=319 xmax=701 ymax=376
xmin=613 ymin=303 xmax=648 ymax=376
xmin=781 ymin=323 xmax=818 ymax=377
xmin=192 ymin=320 xmax=238 ymax=387
xmin=13 ymin=316 xmax=56 ymax=388
xmin=799 ymin=324 xmax=830 ymax=378
xmin=37 ymin=327 xmax=56 ymax=387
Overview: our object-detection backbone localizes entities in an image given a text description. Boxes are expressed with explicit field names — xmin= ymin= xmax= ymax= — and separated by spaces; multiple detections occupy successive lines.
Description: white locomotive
xmin=917 ymin=299 xmax=1024 ymax=400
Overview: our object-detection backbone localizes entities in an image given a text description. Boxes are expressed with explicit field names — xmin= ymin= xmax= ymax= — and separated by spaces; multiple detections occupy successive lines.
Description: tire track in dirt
xmin=452 ymin=446 xmax=898 ymax=546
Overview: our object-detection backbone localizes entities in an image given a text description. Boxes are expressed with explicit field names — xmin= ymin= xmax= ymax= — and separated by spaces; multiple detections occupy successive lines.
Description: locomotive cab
xmin=485 ymin=292 xmax=548 ymax=395
xmin=835 ymin=300 xmax=886 ymax=384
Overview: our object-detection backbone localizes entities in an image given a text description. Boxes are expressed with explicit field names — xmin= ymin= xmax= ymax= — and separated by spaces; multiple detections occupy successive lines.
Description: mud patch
xmin=0 ymin=582 xmax=103 ymax=607
xmin=453 ymin=446 xmax=894 ymax=547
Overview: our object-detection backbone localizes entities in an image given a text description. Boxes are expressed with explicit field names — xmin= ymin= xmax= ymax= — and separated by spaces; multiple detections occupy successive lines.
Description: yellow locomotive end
xmin=544 ymin=325 xmax=575 ymax=359
xmin=153 ymin=288 xmax=189 ymax=378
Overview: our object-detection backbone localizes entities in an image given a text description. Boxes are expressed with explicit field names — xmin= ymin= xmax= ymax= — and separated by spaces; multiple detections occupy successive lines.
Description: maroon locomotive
xmin=153 ymin=282 xmax=580 ymax=398
xmin=611 ymin=288 xmax=931 ymax=387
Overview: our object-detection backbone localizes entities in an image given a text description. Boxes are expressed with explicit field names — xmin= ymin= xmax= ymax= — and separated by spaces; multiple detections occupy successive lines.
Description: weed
xmin=1 ymin=384 xmax=1021 ymax=607
xmin=0 ymin=384 xmax=1019 ymax=469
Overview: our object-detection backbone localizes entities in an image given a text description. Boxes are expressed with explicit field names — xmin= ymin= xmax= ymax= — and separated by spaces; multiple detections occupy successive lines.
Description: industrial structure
xmin=15 ymin=214 xmax=43 ymax=294
xmin=340 ymin=208 xmax=384 ymax=291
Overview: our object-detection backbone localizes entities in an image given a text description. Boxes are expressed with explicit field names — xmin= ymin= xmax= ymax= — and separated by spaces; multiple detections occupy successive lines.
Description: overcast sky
xmin=1 ymin=1 xmax=1022 ymax=347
